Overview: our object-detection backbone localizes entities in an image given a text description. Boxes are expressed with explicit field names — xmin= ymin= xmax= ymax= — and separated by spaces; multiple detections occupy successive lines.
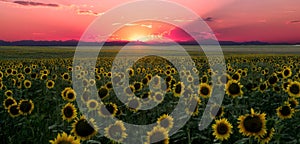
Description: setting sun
xmin=109 ymin=21 xmax=176 ymax=42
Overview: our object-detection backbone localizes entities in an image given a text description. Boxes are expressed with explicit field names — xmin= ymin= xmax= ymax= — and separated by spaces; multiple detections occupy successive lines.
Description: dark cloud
xmin=13 ymin=1 xmax=59 ymax=7
xmin=288 ymin=20 xmax=300 ymax=24
xmin=77 ymin=10 xmax=103 ymax=16
xmin=204 ymin=17 xmax=214 ymax=22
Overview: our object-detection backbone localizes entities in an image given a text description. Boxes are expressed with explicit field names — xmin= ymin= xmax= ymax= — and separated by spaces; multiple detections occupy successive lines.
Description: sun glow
xmin=109 ymin=20 xmax=175 ymax=42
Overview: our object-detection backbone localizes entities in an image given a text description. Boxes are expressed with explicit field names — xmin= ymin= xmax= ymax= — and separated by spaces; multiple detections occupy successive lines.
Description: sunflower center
xmin=174 ymin=84 xmax=182 ymax=94
xmin=134 ymin=83 xmax=141 ymax=90
xmin=149 ymin=131 xmax=167 ymax=144
xmin=128 ymin=99 xmax=139 ymax=109
xmin=232 ymin=74 xmax=239 ymax=80
xmin=243 ymin=115 xmax=263 ymax=133
xmin=25 ymin=82 xmax=31 ymax=87
xmin=105 ymin=104 xmax=116 ymax=114
xmin=108 ymin=125 xmax=123 ymax=140
xmin=63 ymin=106 xmax=74 ymax=118
xmin=220 ymin=75 xmax=228 ymax=84
xmin=98 ymin=88 xmax=108 ymax=99
xmin=67 ymin=92 xmax=75 ymax=99
xmin=284 ymin=69 xmax=290 ymax=76
xmin=200 ymin=87 xmax=209 ymax=95
xmin=57 ymin=140 xmax=72 ymax=144
xmin=63 ymin=74 xmax=69 ymax=79
xmin=19 ymin=101 xmax=32 ymax=113
xmin=113 ymin=76 xmax=121 ymax=84
xmin=290 ymin=84 xmax=300 ymax=94
xmin=48 ymin=82 xmax=53 ymax=87
xmin=9 ymin=105 xmax=19 ymax=115
xmin=259 ymin=84 xmax=267 ymax=91
xmin=268 ymin=76 xmax=277 ymax=84
xmin=155 ymin=93 xmax=163 ymax=101
xmin=279 ymin=106 xmax=291 ymax=116
xmin=5 ymin=99 xmax=15 ymax=107
xmin=228 ymin=83 xmax=240 ymax=95
xmin=217 ymin=123 xmax=228 ymax=135
xmin=106 ymin=83 xmax=113 ymax=89
xmin=89 ymin=101 xmax=97 ymax=109
xmin=159 ymin=119 xmax=170 ymax=129
xmin=75 ymin=119 xmax=95 ymax=137
xmin=165 ymin=76 xmax=172 ymax=83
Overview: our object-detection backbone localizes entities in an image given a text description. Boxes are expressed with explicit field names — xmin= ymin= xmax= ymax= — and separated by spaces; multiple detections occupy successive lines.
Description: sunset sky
xmin=0 ymin=0 xmax=299 ymax=43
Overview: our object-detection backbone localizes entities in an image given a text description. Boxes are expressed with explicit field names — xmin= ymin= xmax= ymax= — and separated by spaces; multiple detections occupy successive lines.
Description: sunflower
xmin=267 ymin=74 xmax=278 ymax=85
xmin=124 ymin=85 xmax=135 ymax=97
xmin=71 ymin=115 xmax=98 ymax=140
xmin=98 ymin=86 xmax=109 ymax=99
xmin=257 ymin=128 xmax=275 ymax=144
xmin=276 ymin=102 xmax=295 ymax=119
xmin=18 ymin=99 xmax=34 ymax=115
xmin=106 ymin=82 xmax=113 ymax=90
xmin=40 ymin=74 xmax=48 ymax=80
xmin=232 ymin=72 xmax=241 ymax=81
xmin=282 ymin=67 xmax=292 ymax=78
xmin=288 ymin=98 xmax=299 ymax=108
xmin=185 ymin=96 xmax=200 ymax=116
xmin=237 ymin=108 xmax=266 ymax=137
xmin=187 ymin=75 xmax=194 ymax=83
xmin=127 ymin=68 xmax=134 ymax=77
xmin=218 ymin=73 xmax=231 ymax=85
xmin=157 ymin=114 xmax=174 ymax=130
xmin=62 ymin=72 xmax=70 ymax=81
xmin=65 ymin=89 xmax=77 ymax=102
xmin=258 ymin=82 xmax=268 ymax=93
xmin=23 ymin=67 xmax=31 ymax=74
xmin=201 ymin=75 xmax=208 ymax=83
xmin=151 ymin=75 xmax=161 ymax=89
xmin=287 ymin=81 xmax=300 ymax=97
xmin=141 ymin=92 xmax=151 ymax=102
xmin=46 ymin=80 xmax=55 ymax=89
xmin=3 ymin=96 xmax=17 ymax=109
xmin=98 ymin=102 xmax=118 ymax=117
xmin=225 ymin=80 xmax=243 ymax=98
xmin=89 ymin=79 xmax=96 ymax=86
xmin=82 ymin=79 xmax=89 ymax=87
xmin=49 ymin=131 xmax=80 ymax=144
xmin=282 ymin=80 xmax=291 ymax=92
xmin=210 ymin=104 xmax=224 ymax=119
xmin=212 ymin=118 xmax=233 ymax=141
xmin=4 ymin=90 xmax=13 ymax=97
xmin=8 ymin=104 xmax=20 ymax=118
xmin=22 ymin=79 xmax=32 ymax=89
xmin=198 ymin=83 xmax=212 ymax=98
xmin=61 ymin=103 xmax=77 ymax=122
xmin=173 ymin=82 xmax=185 ymax=97
xmin=81 ymin=90 xmax=90 ymax=102
xmin=153 ymin=92 xmax=164 ymax=103
xmin=145 ymin=126 xmax=169 ymax=144
xmin=87 ymin=99 xmax=99 ymax=111
xmin=142 ymin=77 xmax=150 ymax=85
xmin=133 ymin=82 xmax=143 ymax=91
xmin=104 ymin=120 xmax=127 ymax=143
xmin=127 ymin=98 xmax=141 ymax=112
xmin=61 ymin=87 xmax=72 ymax=100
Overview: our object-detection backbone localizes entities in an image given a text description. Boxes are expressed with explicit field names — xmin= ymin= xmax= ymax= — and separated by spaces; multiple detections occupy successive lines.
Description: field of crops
xmin=1 ymin=46 xmax=300 ymax=144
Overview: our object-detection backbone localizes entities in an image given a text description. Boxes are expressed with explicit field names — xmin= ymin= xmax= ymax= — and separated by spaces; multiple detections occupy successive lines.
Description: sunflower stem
xmin=187 ymin=127 xmax=191 ymax=144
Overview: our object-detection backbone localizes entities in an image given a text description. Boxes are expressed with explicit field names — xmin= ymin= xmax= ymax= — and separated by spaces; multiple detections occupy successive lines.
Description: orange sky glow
xmin=0 ymin=0 xmax=299 ymax=43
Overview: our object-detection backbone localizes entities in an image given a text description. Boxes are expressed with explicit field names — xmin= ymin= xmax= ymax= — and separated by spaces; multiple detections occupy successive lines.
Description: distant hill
xmin=0 ymin=40 xmax=298 ymax=46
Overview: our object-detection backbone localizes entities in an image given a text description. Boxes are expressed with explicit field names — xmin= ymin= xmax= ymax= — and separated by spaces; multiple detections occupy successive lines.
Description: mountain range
xmin=0 ymin=40 xmax=298 ymax=46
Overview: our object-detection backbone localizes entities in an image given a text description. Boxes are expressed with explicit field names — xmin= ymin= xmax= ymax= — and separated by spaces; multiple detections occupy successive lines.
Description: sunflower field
xmin=1 ymin=46 xmax=300 ymax=144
